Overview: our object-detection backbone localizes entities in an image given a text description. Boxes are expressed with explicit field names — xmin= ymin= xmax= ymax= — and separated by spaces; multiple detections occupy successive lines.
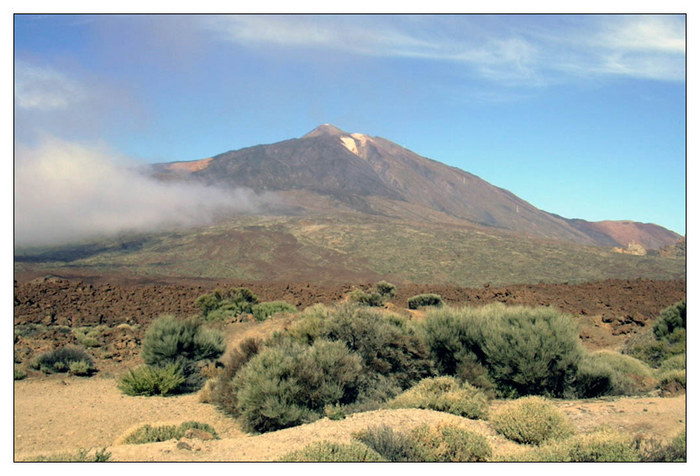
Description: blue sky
xmin=14 ymin=14 xmax=686 ymax=236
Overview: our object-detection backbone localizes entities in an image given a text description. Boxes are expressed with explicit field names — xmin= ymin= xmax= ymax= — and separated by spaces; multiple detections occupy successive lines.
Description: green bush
xmin=653 ymin=300 xmax=686 ymax=340
xmin=231 ymin=339 xmax=363 ymax=433
xmin=422 ymin=304 xmax=582 ymax=397
xmin=408 ymin=293 xmax=443 ymax=310
xmin=118 ymin=363 xmax=186 ymax=396
xmin=375 ymin=281 xmax=396 ymax=298
xmin=22 ymin=448 xmax=111 ymax=462
xmin=349 ymin=289 xmax=384 ymax=307
xmin=657 ymin=369 xmax=686 ymax=395
xmin=525 ymin=427 xmax=640 ymax=462
xmin=658 ymin=353 xmax=686 ymax=372
xmin=210 ymin=337 xmax=262 ymax=416
xmin=31 ymin=346 xmax=95 ymax=375
xmin=141 ymin=316 xmax=225 ymax=368
xmin=353 ymin=425 xmax=415 ymax=462
xmin=68 ymin=360 xmax=93 ymax=376
xmin=575 ymin=350 xmax=656 ymax=397
xmin=289 ymin=304 xmax=434 ymax=402
xmin=251 ymin=301 xmax=297 ymax=321
xmin=409 ymin=423 xmax=492 ymax=462
xmin=120 ymin=421 xmax=218 ymax=444
xmin=73 ymin=325 xmax=109 ymax=348
xmin=388 ymin=376 xmax=489 ymax=420
xmin=491 ymin=396 xmax=574 ymax=445
xmin=196 ymin=287 xmax=259 ymax=319
xmin=281 ymin=441 xmax=385 ymax=462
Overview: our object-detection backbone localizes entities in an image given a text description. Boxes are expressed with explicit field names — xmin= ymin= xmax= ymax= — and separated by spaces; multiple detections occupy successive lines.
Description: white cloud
xmin=200 ymin=15 xmax=685 ymax=84
xmin=15 ymin=61 xmax=85 ymax=110
xmin=14 ymin=138 xmax=275 ymax=247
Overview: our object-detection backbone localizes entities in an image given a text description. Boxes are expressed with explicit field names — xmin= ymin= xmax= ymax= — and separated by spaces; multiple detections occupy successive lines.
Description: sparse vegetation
xmin=353 ymin=425 xmax=415 ymax=461
xmin=30 ymin=346 xmax=95 ymax=375
xmin=388 ymin=376 xmax=489 ymax=420
xmin=623 ymin=300 xmax=686 ymax=368
xmin=120 ymin=421 xmax=218 ymax=444
xmin=22 ymin=447 xmax=111 ymax=462
xmin=491 ymin=396 xmax=574 ymax=445
xmin=281 ymin=441 xmax=385 ymax=462
xmin=407 ymin=293 xmax=443 ymax=309
xmin=636 ymin=431 xmax=686 ymax=462
xmin=73 ymin=325 xmax=109 ymax=348
xmin=348 ymin=289 xmax=384 ymax=306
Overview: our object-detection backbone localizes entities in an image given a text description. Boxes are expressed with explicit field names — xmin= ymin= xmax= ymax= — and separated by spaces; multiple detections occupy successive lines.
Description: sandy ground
xmin=14 ymin=374 xmax=685 ymax=462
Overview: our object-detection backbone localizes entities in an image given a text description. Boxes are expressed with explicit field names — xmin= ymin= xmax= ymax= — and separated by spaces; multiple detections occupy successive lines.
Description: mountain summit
xmin=152 ymin=125 xmax=681 ymax=250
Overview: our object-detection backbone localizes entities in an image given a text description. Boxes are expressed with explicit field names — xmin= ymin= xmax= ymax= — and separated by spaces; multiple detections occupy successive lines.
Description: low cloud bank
xmin=15 ymin=138 xmax=275 ymax=247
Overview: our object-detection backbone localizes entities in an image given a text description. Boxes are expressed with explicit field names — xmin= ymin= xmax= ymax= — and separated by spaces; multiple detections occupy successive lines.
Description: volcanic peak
xmin=302 ymin=124 xmax=348 ymax=138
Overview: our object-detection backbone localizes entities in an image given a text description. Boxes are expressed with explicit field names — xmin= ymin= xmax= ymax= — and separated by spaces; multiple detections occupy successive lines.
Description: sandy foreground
xmin=14 ymin=375 xmax=685 ymax=462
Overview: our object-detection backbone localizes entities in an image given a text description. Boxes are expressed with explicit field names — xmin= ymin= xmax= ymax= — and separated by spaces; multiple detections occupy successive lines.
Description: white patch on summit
xmin=339 ymin=136 xmax=359 ymax=155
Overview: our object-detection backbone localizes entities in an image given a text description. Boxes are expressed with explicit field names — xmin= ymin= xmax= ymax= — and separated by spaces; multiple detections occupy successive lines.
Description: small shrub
xmin=491 ymin=396 xmax=574 ymax=445
xmin=637 ymin=431 xmax=686 ymax=462
xmin=23 ymin=448 xmax=111 ymax=462
xmin=349 ymin=289 xmax=384 ymax=307
xmin=281 ymin=441 xmax=385 ymax=462
xmin=68 ymin=360 xmax=94 ymax=376
xmin=408 ymin=293 xmax=443 ymax=310
xmin=375 ymin=281 xmax=396 ymax=298
xmin=388 ymin=376 xmax=489 ymax=420
xmin=324 ymin=404 xmax=346 ymax=421
xmin=209 ymin=337 xmax=262 ymax=416
xmin=141 ymin=316 xmax=225 ymax=368
xmin=118 ymin=363 xmax=186 ymax=396
xmin=196 ymin=287 xmax=259 ymax=318
xmin=73 ymin=325 xmax=109 ymax=348
xmin=32 ymin=346 xmax=95 ymax=375
xmin=516 ymin=427 xmax=640 ymax=462
xmin=353 ymin=425 xmax=415 ymax=461
xmin=232 ymin=339 xmax=363 ymax=433
xmin=658 ymin=353 xmax=686 ymax=372
xmin=653 ymin=300 xmax=686 ymax=340
xmin=580 ymin=350 xmax=656 ymax=396
xmin=657 ymin=369 xmax=686 ymax=396
xmin=251 ymin=301 xmax=296 ymax=321
xmin=14 ymin=366 xmax=26 ymax=380
xmin=409 ymin=423 xmax=492 ymax=462
xmin=120 ymin=421 xmax=218 ymax=444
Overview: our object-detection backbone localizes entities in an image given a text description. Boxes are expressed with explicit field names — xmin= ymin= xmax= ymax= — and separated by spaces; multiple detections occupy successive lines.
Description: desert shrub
xmin=422 ymin=304 xmax=582 ymax=397
xmin=73 ymin=325 xmax=109 ymax=348
xmin=120 ymin=421 xmax=218 ymax=444
xmin=571 ymin=353 xmax=614 ymax=398
xmin=515 ymin=427 xmax=640 ymax=462
xmin=353 ymin=425 xmax=415 ymax=461
xmin=408 ymin=293 xmax=443 ymax=309
xmin=32 ymin=346 xmax=95 ymax=375
xmin=251 ymin=301 xmax=296 ymax=321
xmin=388 ymin=376 xmax=489 ymax=420
xmin=231 ymin=339 xmax=363 ymax=433
xmin=209 ymin=337 xmax=262 ymax=415
xmin=324 ymin=404 xmax=346 ymax=420
xmin=312 ymin=304 xmax=434 ymax=397
xmin=141 ymin=316 xmax=225 ymax=367
xmin=349 ymin=289 xmax=384 ymax=307
xmin=14 ymin=366 xmax=26 ymax=380
xmin=196 ymin=287 xmax=259 ymax=319
xmin=658 ymin=353 xmax=686 ymax=372
xmin=657 ymin=369 xmax=686 ymax=395
xmin=653 ymin=300 xmax=686 ymax=340
xmin=577 ymin=350 xmax=656 ymax=396
xmin=408 ymin=423 xmax=492 ymax=462
xmin=118 ymin=363 xmax=186 ymax=396
xmin=491 ymin=396 xmax=574 ymax=445
xmin=281 ymin=441 xmax=385 ymax=462
xmin=375 ymin=280 xmax=396 ymax=298
xmin=637 ymin=431 xmax=686 ymax=462
xmin=68 ymin=360 xmax=93 ymax=376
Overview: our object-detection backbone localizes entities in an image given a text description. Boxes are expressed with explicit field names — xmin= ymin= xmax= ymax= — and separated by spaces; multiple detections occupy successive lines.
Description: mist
xmin=15 ymin=138 xmax=275 ymax=247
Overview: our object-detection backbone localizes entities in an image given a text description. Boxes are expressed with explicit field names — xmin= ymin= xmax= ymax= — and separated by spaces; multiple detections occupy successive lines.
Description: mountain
xmin=153 ymin=124 xmax=681 ymax=250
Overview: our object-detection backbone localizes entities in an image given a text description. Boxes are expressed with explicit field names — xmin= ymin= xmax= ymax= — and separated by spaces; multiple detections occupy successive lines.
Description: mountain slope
xmin=153 ymin=124 xmax=680 ymax=249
